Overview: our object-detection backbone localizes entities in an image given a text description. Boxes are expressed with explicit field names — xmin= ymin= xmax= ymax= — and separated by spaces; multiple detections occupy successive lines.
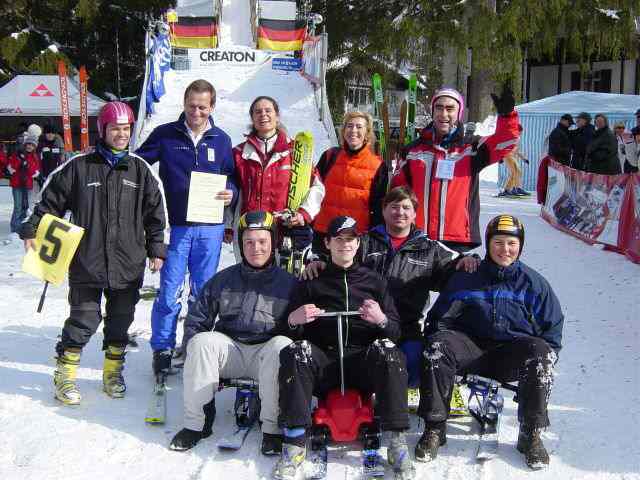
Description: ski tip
xmin=144 ymin=417 xmax=165 ymax=424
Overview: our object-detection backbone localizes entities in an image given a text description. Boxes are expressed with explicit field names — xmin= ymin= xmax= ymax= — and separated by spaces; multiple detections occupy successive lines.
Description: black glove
xmin=491 ymin=85 xmax=515 ymax=116
xmin=36 ymin=174 xmax=45 ymax=188
xmin=2 ymin=167 xmax=11 ymax=178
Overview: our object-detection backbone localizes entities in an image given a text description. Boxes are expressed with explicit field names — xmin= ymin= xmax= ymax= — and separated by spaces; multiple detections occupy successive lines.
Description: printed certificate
xmin=186 ymin=172 xmax=227 ymax=223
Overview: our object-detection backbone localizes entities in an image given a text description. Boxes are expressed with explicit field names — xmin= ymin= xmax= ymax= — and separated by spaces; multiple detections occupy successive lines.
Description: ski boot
xmin=262 ymin=433 xmax=284 ymax=456
xmin=415 ymin=423 xmax=446 ymax=463
xmin=169 ymin=398 xmax=215 ymax=451
xmin=103 ymin=345 xmax=126 ymax=398
xmin=517 ymin=425 xmax=549 ymax=470
xmin=53 ymin=348 xmax=82 ymax=405
xmin=387 ymin=431 xmax=416 ymax=479
xmin=152 ymin=349 xmax=172 ymax=375
xmin=272 ymin=442 xmax=306 ymax=480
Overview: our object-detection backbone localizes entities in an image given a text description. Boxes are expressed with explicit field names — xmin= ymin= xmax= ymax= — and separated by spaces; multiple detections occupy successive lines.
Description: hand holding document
xmin=186 ymin=172 xmax=227 ymax=223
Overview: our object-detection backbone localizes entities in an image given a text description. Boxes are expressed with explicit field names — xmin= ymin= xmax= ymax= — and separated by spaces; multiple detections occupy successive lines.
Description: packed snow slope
xmin=0 ymin=184 xmax=638 ymax=480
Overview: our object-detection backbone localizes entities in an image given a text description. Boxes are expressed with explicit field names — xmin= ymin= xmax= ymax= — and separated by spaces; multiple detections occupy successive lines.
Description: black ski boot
xmin=169 ymin=428 xmax=205 ymax=451
xmin=415 ymin=423 xmax=446 ymax=463
xmin=169 ymin=398 xmax=216 ymax=451
xmin=516 ymin=425 xmax=549 ymax=470
xmin=261 ymin=433 xmax=284 ymax=456
xmin=152 ymin=349 xmax=172 ymax=375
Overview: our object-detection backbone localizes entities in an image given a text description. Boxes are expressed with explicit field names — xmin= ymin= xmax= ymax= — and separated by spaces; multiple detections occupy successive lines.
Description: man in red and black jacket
xmin=392 ymin=85 xmax=521 ymax=252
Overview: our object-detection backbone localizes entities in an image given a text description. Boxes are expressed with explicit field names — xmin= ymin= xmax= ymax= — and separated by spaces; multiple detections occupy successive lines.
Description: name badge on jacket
xmin=435 ymin=159 xmax=455 ymax=180
xmin=207 ymin=148 xmax=215 ymax=163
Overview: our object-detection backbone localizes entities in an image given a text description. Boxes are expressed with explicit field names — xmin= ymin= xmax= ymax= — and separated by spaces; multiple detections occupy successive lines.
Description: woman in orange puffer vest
xmin=313 ymin=111 xmax=389 ymax=256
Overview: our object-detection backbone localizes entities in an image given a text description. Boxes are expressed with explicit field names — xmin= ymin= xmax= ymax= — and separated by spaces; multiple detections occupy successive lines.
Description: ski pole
xmin=37 ymin=281 xmax=49 ymax=313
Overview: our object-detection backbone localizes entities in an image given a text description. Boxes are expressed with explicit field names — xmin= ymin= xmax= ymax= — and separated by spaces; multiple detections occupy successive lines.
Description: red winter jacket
xmin=233 ymin=130 xmax=325 ymax=223
xmin=7 ymin=151 xmax=40 ymax=189
xmin=392 ymin=112 xmax=520 ymax=248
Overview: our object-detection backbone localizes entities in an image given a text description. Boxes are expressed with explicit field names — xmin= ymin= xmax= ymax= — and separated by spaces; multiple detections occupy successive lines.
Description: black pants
xmin=278 ymin=339 xmax=410 ymax=431
xmin=418 ymin=330 xmax=556 ymax=429
xmin=57 ymin=286 xmax=140 ymax=353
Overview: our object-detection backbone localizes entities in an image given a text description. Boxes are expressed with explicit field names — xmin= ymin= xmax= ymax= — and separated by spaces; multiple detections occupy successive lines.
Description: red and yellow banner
xmin=257 ymin=19 xmax=306 ymax=51
xmin=170 ymin=17 xmax=218 ymax=48
xmin=79 ymin=66 xmax=89 ymax=152
xmin=57 ymin=61 xmax=73 ymax=152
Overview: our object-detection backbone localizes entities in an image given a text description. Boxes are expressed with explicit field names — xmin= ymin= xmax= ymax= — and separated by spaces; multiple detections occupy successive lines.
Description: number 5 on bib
xmin=22 ymin=214 xmax=85 ymax=286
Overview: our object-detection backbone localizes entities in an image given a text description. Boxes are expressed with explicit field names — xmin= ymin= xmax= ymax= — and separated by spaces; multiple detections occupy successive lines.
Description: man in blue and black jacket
xmin=136 ymin=79 xmax=238 ymax=374
xmin=415 ymin=214 xmax=564 ymax=470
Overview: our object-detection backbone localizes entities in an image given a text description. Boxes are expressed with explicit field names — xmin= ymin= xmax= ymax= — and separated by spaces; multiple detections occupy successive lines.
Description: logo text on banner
xmin=272 ymin=57 xmax=303 ymax=71
xmin=188 ymin=49 xmax=270 ymax=68
xmin=22 ymin=214 xmax=85 ymax=286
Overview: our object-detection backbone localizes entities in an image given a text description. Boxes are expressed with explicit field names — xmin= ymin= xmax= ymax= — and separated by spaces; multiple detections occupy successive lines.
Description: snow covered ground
xmin=1 ymin=182 xmax=638 ymax=480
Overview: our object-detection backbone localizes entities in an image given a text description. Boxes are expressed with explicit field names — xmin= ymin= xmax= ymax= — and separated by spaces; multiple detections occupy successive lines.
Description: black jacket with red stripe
xmin=391 ymin=112 xmax=520 ymax=248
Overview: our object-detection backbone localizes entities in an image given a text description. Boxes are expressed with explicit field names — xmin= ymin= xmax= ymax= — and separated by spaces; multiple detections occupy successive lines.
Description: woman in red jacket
xmin=312 ymin=111 xmax=389 ymax=256
xmin=233 ymin=96 xmax=325 ymax=255
xmin=7 ymin=135 xmax=40 ymax=233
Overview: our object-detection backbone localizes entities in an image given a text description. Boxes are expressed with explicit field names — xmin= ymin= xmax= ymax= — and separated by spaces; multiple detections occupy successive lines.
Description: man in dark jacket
xmin=274 ymin=216 xmax=414 ymax=480
xmin=415 ymin=215 xmax=563 ymax=470
xmin=37 ymin=124 xmax=66 ymax=180
xmin=169 ymin=211 xmax=298 ymax=455
xmin=135 ymin=79 xmax=238 ymax=374
xmin=21 ymin=101 xmax=167 ymax=405
xmin=585 ymin=114 xmax=621 ymax=175
xmin=547 ymin=114 xmax=573 ymax=165
xmin=632 ymin=109 xmax=640 ymax=136
xmin=570 ymin=112 xmax=595 ymax=170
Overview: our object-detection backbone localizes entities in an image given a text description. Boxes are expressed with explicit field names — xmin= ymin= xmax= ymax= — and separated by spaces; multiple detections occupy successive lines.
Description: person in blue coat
xmin=415 ymin=214 xmax=564 ymax=470
xmin=136 ymin=79 xmax=237 ymax=374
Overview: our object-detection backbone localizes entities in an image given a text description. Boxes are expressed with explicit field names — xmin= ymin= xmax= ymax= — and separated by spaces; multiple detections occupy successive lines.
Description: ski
xmin=476 ymin=417 xmax=500 ymax=461
xmin=372 ymin=73 xmax=386 ymax=161
xmin=145 ymin=374 xmax=167 ymax=424
xmin=306 ymin=445 xmax=328 ymax=479
xmin=217 ymin=424 xmax=255 ymax=451
xmin=361 ymin=448 xmax=385 ymax=478
xmin=406 ymin=73 xmax=417 ymax=145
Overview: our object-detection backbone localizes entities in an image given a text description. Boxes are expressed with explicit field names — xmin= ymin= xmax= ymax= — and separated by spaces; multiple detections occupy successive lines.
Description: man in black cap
xmin=570 ymin=112 xmax=595 ymax=170
xmin=547 ymin=114 xmax=574 ymax=166
xmin=273 ymin=215 xmax=414 ymax=480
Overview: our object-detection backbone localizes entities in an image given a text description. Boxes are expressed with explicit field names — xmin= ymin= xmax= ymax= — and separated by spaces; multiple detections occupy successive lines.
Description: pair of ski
xmin=306 ymin=447 xmax=410 ymax=480
xmin=145 ymin=374 xmax=259 ymax=451
xmin=460 ymin=374 xmax=517 ymax=462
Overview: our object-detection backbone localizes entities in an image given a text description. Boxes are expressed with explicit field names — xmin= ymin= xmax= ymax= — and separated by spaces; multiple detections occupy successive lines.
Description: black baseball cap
xmin=326 ymin=216 xmax=359 ymax=238
xmin=560 ymin=113 xmax=574 ymax=125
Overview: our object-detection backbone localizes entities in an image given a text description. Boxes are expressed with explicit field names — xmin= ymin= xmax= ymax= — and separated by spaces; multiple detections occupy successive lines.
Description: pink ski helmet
xmin=97 ymin=101 xmax=135 ymax=138
xmin=431 ymin=87 xmax=465 ymax=123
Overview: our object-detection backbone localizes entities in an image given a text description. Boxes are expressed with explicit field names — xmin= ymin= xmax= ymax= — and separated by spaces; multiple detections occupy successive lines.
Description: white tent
xmin=502 ymin=91 xmax=640 ymax=190
xmin=0 ymin=75 xmax=106 ymax=117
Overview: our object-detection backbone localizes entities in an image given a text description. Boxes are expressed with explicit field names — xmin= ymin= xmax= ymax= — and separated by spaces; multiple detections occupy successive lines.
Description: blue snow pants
xmin=150 ymin=225 xmax=224 ymax=351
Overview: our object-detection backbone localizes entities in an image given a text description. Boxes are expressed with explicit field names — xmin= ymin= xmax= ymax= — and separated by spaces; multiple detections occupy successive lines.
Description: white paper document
xmin=186 ymin=172 xmax=227 ymax=223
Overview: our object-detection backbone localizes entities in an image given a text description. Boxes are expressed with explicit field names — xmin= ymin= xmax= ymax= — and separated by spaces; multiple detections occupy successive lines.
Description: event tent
xmin=0 ymin=75 xmax=106 ymax=116
xmin=500 ymin=91 xmax=640 ymax=190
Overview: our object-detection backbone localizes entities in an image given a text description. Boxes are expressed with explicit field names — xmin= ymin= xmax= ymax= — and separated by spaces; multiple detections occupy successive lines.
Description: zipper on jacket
xmin=343 ymin=271 xmax=350 ymax=347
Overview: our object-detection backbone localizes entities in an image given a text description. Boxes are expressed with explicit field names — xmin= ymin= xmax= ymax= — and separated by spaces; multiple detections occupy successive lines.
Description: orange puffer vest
xmin=314 ymin=146 xmax=381 ymax=234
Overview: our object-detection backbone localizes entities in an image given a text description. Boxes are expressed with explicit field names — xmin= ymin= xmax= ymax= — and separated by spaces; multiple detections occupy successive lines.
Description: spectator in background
xmin=6 ymin=135 xmax=40 ymax=233
xmin=38 ymin=125 xmax=66 ymax=181
xmin=10 ymin=122 xmax=29 ymax=156
xmin=631 ymin=109 xmax=640 ymax=136
xmin=626 ymin=129 xmax=640 ymax=174
xmin=570 ymin=112 xmax=595 ymax=170
xmin=585 ymin=114 xmax=620 ymax=175
xmin=547 ymin=114 xmax=573 ymax=166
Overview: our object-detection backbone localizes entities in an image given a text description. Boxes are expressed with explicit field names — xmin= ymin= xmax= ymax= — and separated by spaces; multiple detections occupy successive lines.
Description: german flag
xmin=257 ymin=19 xmax=306 ymax=51
xmin=170 ymin=17 xmax=218 ymax=48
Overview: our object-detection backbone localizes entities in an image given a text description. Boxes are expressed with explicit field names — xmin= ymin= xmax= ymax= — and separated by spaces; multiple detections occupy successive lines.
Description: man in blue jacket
xmin=415 ymin=215 xmax=564 ymax=470
xmin=136 ymin=79 xmax=237 ymax=373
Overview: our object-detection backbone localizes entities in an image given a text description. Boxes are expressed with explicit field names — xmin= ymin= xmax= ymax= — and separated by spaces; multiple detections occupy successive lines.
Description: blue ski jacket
xmin=425 ymin=259 xmax=563 ymax=353
xmin=136 ymin=114 xmax=237 ymax=226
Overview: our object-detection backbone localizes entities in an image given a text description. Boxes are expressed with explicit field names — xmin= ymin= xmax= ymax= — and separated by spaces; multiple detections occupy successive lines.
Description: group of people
xmin=18 ymin=78 xmax=564 ymax=475
xmin=0 ymin=123 xmax=66 ymax=233
xmin=548 ymin=109 xmax=640 ymax=174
